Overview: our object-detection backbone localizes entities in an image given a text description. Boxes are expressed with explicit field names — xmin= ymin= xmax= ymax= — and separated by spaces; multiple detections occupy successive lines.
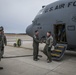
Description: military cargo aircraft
xmin=26 ymin=0 xmax=76 ymax=60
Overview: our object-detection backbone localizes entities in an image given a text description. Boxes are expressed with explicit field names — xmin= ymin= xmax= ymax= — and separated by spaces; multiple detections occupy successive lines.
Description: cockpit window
xmin=37 ymin=8 xmax=45 ymax=15
xmin=45 ymin=8 xmax=48 ymax=13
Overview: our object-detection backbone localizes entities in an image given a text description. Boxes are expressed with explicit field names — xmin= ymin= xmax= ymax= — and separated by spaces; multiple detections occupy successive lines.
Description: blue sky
xmin=0 ymin=0 xmax=58 ymax=33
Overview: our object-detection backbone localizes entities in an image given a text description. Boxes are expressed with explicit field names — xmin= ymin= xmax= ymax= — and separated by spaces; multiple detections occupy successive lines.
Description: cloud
xmin=0 ymin=0 xmax=58 ymax=33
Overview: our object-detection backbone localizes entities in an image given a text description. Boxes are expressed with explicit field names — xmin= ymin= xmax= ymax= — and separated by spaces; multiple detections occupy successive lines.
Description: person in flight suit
xmin=0 ymin=27 xmax=7 ymax=58
xmin=43 ymin=31 xmax=53 ymax=63
xmin=0 ymin=27 xmax=4 ymax=70
xmin=33 ymin=30 xmax=40 ymax=61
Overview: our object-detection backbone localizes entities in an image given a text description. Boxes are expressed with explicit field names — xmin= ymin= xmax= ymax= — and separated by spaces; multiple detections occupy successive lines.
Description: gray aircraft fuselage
xmin=26 ymin=0 xmax=76 ymax=50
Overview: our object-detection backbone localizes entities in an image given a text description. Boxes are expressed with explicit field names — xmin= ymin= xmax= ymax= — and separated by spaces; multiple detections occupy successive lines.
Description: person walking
xmin=43 ymin=31 xmax=53 ymax=63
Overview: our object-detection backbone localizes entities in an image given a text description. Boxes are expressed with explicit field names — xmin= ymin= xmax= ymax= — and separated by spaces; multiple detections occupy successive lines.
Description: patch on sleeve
xmin=34 ymin=35 xmax=36 ymax=38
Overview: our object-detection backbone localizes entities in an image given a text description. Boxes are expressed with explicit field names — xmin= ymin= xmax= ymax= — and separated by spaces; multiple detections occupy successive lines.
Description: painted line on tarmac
xmin=7 ymin=45 xmax=33 ymax=50
xmin=3 ymin=55 xmax=33 ymax=59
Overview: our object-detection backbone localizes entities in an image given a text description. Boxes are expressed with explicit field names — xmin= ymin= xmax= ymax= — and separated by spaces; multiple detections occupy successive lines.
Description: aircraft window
xmin=33 ymin=20 xmax=37 ymax=25
xmin=37 ymin=23 xmax=40 ymax=25
xmin=68 ymin=26 xmax=75 ymax=31
xmin=45 ymin=9 xmax=48 ymax=13
xmin=39 ymin=27 xmax=42 ymax=29
xmin=37 ymin=27 xmax=42 ymax=29
xmin=37 ymin=27 xmax=39 ymax=29
xmin=37 ymin=8 xmax=44 ymax=15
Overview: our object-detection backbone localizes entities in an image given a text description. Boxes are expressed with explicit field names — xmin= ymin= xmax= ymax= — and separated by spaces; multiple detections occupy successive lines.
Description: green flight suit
xmin=43 ymin=36 xmax=53 ymax=61
xmin=33 ymin=35 xmax=40 ymax=60
xmin=1 ymin=35 xmax=7 ymax=57
xmin=0 ymin=34 xmax=3 ymax=61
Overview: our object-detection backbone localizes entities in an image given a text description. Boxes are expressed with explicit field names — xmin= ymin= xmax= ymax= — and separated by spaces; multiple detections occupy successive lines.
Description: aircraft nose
xmin=26 ymin=24 xmax=33 ymax=36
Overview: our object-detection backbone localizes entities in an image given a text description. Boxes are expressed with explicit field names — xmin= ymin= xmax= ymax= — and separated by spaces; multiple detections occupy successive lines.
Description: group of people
xmin=33 ymin=30 xmax=53 ymax=63
xmin=0 ymin=28 xmax=53 ymax=70
xmin=0 ymin=26 xmax=7 ymax=70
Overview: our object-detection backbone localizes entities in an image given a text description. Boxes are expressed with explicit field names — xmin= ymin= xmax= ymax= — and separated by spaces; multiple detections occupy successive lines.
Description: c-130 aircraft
xmin=26 ymin=0 xmax=76 ymax=60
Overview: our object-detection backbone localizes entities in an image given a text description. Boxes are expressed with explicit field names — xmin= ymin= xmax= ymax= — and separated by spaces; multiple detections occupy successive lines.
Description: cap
xmin=47 ymin=31 xmax=51 ymax=34
xmin=0 ymin=26 xmax=4 ymax=31
xmin=35 ymin=30 xmax=38 ymax=33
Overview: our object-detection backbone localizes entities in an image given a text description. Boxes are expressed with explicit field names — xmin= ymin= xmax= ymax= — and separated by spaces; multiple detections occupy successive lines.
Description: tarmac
xmin=0 ymin=34 xmax=76 ymax=75
xmin=0 ymin=45 xmax=76 ymax=75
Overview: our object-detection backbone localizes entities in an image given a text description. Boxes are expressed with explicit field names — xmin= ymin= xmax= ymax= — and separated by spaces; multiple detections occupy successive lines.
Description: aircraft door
xmin=54 ymin=24 xmax=67 ymax=43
